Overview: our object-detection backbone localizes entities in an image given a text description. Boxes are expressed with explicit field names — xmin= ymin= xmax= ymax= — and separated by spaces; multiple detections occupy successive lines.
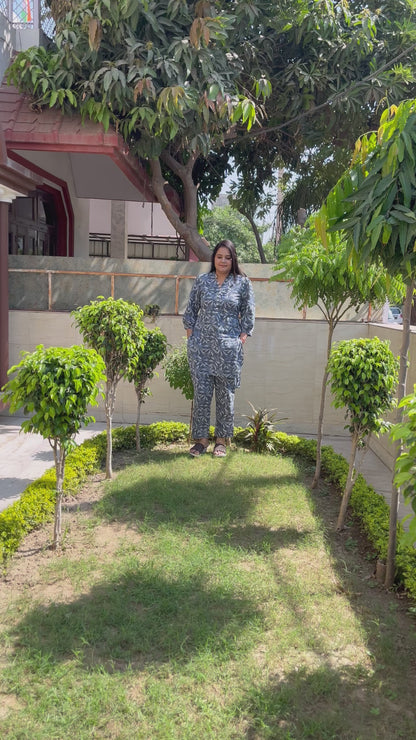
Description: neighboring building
xmin=0 ymin=1 xmax=184 ymax=391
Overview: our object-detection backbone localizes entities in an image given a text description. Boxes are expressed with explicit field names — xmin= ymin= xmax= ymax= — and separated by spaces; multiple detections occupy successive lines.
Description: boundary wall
xmin=7 ymin=309 xmax=386 ymax=445
xmin=6 ymin=256 xmax=412 ymax=472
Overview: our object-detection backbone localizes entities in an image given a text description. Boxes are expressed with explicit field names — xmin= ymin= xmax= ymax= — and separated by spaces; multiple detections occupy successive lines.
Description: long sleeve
xmin=240 ymin=277 xmax=255 ymax=336
xmin=183 ymin=276 xmax=201 ymax=330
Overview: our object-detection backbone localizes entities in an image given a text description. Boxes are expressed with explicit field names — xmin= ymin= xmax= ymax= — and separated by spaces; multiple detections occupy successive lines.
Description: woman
xmin=183 ymin=239 xmax=255 ymax=457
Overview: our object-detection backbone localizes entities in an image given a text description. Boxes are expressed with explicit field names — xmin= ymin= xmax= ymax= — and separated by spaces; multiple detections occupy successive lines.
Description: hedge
xmin=0 ymin=422 xmax=188 ymax=562
xmin=2 ymin=423 xmax=416 ymax=606
xmin=272 ymin=431 xmax=416 ymax=602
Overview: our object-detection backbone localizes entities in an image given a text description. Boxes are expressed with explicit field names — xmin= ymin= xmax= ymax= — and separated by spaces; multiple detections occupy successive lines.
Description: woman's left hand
xmin=240 ymin=333 xmax=248 ymax=345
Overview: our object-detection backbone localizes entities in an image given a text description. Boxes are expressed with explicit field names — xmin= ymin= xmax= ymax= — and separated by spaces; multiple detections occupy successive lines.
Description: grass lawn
xmin=1 ymin=444 xmax=416 ymax=739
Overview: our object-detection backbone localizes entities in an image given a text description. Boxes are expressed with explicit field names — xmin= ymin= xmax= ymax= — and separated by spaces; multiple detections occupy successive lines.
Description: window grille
xmin=89 ymin=234 xmax=186 ymax=260
xmin=127 ymin=235 xmax=186 ymax=261
xmin=0 ymin=1 xmax=56 ymax=38
xmin=89 ymin=235 xmax=110 ymax=258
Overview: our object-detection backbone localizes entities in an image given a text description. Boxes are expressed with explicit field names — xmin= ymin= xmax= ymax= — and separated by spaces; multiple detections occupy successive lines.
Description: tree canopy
xmin=316 ymin=96 xmax=416 ymax=586
xmin=8 ymin=0 xmax=416 ymax=258
xmin=202 ymin=205 xmax=275 ymax=263
xmin=273 ymin=223 xmax=392 ymax=486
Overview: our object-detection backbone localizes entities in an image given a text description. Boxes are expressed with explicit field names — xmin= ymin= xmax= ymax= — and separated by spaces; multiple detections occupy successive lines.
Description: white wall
xmin=89 ymin=199 xmax=111 ymax=234
xmin=90 ymin=200 xmax=176 ymax=238
xmin=127 ymin=201 xmax=175 ymax=236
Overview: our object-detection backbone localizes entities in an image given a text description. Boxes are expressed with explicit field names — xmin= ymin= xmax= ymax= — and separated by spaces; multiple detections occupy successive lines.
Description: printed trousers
xmin=192 ymin=373 xmax=235 ymax=439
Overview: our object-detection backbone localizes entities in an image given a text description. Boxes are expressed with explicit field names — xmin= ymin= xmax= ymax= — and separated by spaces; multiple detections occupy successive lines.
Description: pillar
xmin=0 ymin=200 xmax=9 ymax=399
xmin=110 ymin=200 xmax=128 ymax=259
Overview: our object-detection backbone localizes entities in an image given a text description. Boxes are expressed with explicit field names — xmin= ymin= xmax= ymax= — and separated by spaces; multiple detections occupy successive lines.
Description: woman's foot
xmin=213 ymin=438 xmax=227 ymax=457
xmin=189 ymin=439 xmax=209 ymax=457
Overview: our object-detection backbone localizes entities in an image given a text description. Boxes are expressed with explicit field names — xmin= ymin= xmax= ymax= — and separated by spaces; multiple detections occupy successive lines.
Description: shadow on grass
xmin=10 ymin=566 xmax=262 ymax=673
xmin=213 ymin=524 xmax=311 ymax=553
xmin=239 ymin=662 xmax=415 ymax=739
xmin=97 ymin=448 xmax=301 ymax=529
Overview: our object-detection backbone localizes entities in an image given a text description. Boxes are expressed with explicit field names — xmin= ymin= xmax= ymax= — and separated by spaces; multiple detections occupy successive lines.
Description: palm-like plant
xmin=241 ymin=403 xmax=286 ymax=454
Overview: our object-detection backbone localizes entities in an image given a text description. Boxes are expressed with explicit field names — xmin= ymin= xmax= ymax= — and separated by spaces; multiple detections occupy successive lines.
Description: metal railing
xmin=127 ymin=235 xmax=186 ymax=261
xmin=89 ymin=236 xmax=110 ymax=258
xmin=89 ymin=234 xmax=187 ymax=261
xmin=8 ymin=265 xmax=272 ymax=314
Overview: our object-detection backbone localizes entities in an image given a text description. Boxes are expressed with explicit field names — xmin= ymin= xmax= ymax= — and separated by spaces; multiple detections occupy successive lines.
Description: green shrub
xmin=270 ymin=431 xmax=404 ymax=585
xmin=0 ymin=422 xmax=188 ymax=562
xmin=0 ymin=474 xmax=56 ymax=560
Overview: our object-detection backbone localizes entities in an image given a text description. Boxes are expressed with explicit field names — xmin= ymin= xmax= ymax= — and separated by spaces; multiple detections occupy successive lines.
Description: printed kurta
xmin=183 ymin=272 xmax=255 ymax=389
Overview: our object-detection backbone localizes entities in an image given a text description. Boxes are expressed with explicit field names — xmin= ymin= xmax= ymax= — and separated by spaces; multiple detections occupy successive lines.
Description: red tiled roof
xmin=0 ymin=83 xmax=156 ymax=202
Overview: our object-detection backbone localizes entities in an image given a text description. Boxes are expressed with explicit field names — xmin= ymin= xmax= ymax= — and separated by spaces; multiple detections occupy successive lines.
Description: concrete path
xmin=0 ymin=418 xmax=412 ymax=527
xmin=0 ymin=417 xmax=106 ymax=512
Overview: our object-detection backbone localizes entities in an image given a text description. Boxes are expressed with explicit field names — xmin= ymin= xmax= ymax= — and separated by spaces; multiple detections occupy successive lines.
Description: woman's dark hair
xmin=209 ymin=239 xmax=245 ymax=278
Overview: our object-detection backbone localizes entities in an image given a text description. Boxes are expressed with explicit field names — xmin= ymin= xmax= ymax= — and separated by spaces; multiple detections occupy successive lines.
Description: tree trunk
xmin=52 ymin=439 xmax=66 ymax=549
xmin=385 ymin=279 xmax=414 ymax=587
xmin=150 ymin=156 xmax=211 ymax=262
xmin=241 ymin=209 xmax=267 ymax=263
xmin=337 ymin=429 xmax=360 ymax=530
xmin=105 ymin=378 xmax=117 ymax=479
xmin=135 ymin=386 xmax=143 ymax=451
xmin=312 ymin=319 xmax=335 ymax=488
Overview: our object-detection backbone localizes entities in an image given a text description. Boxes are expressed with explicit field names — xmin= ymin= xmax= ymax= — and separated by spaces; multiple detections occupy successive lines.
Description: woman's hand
xmin=240 ymin=333 xmax=248 ymax=345
xmin=186 ymin=329 xmax=193 ymax=338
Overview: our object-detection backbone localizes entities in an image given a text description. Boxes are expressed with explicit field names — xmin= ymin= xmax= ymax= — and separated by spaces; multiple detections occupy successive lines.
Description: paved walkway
xmin=0 ymin=417 xmax=107 ymax=512
xmin=0 ymin=418 xmax=412 ymax=526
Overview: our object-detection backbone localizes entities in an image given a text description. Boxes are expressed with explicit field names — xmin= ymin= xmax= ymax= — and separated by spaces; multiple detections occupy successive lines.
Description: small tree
xmin=272 ymin=225 xmax=393 ymax=488
xmin=323 ymin=99 xmax=416 ymax=586
xmin=390 ymin=390 xmax=416 ymax=547
xmin=163 ymin=341 xmax=194 ymax=437
xmin=127 ymin=327 xmax=168 ymax=451
xmin=327 ymin=338 xmax=399 ymax=531
xmin=72 ymin=297 xmax=146 ymax=478
xmin=1 ymin=345 xmax=105 ymax=548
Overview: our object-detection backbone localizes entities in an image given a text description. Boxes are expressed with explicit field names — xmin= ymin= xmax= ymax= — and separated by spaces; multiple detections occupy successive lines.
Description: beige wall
xmin=8 ymin=257 xmax=373 ymax=321
xmin=7 ymin=309 xmax=371 ymax=433
xmin=6 ymin=259 xmax=410 ymax=471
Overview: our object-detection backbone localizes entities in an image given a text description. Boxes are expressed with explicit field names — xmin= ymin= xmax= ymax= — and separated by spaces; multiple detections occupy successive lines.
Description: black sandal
xmin=189 ymin=442 xmax=208 ymax=457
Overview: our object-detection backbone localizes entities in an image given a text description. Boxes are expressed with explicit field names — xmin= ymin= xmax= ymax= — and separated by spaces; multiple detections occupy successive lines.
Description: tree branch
xmin=230 ymin=41 xmax=416 ymax=144
xmin=150 ymin=157 xmax=211 ymax=261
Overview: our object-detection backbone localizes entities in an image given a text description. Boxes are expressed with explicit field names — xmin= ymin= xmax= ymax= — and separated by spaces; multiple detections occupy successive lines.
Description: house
xmin=1 ymin=3 xmax=409 ymax=476
xmin=0 ymin=1 xmax=185 ymax=392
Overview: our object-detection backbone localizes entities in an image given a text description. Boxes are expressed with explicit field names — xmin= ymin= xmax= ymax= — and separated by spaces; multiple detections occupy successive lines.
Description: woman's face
xmin=214 ymin=247 xmax=233 ymax=277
